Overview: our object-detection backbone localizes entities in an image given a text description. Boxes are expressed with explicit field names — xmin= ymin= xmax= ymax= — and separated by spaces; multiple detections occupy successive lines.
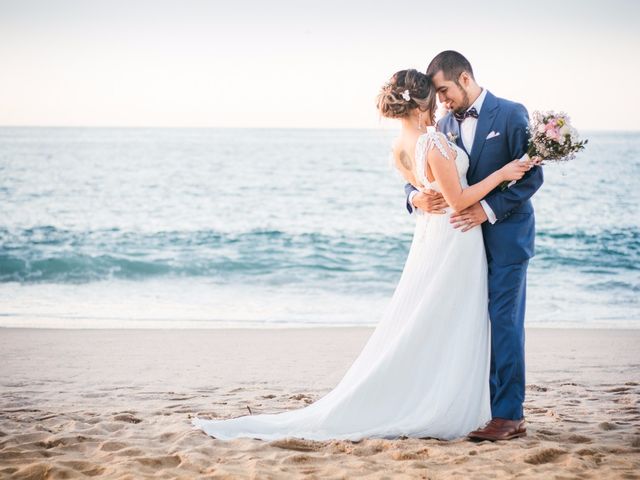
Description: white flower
xmin=402 ymin=89 xmax=411 ymax=101
xmin=447 ymin=132 xmax=458 ymax=142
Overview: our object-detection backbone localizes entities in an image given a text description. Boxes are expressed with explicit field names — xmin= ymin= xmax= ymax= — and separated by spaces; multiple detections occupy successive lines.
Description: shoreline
xmin=2 ymin=322 xmax=640 ymax=330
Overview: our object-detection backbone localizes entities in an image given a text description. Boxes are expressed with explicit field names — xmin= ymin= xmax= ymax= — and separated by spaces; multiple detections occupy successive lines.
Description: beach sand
xmin=0 ymin=327 xmax=638 ymax=479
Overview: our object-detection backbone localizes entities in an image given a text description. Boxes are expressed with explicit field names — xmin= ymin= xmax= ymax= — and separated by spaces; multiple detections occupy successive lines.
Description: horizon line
xmin=0 ymin=125 xmax=636 ymax=133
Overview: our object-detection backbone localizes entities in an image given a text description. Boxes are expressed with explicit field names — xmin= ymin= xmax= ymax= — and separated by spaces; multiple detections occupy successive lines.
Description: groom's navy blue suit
xmin=405 ymin=90 xmax=543 ymax=420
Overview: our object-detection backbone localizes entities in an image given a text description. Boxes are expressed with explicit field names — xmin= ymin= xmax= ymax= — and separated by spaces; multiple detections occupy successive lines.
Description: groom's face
xmin=431 ymin=71 xmax=470 ymax=114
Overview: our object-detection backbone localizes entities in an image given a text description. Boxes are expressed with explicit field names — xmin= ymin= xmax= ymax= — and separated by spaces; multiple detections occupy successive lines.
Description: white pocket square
xmin=486 ymin=131 xmax=500 ymax=140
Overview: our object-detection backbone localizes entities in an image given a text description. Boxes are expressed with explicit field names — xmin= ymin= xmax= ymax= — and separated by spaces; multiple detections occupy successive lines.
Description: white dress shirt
xmin=460 ymin=89 xmax=497 ymax=224
xmin=409 ymin=88 xmax=497 ymax=224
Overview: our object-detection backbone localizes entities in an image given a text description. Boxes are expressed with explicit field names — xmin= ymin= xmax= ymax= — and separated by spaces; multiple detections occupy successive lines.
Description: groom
xmin=405 ymin=51 xmax=543 ymax=441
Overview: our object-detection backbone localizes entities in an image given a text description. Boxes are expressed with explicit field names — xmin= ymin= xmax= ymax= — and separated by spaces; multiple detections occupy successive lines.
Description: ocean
xmin=0 ymin=127 xmax=638 ymax=328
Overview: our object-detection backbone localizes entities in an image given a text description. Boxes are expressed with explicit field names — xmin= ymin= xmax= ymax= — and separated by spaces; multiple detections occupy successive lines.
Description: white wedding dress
xmin=192 ymin=128 xmax=491 ymax=441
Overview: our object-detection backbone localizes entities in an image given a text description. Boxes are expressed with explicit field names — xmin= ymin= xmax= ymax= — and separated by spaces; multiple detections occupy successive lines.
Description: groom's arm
xmin=404 ymin=183 xmax=449 ymax=215
xmin=404 ymin=183 xmax=418 ymax=214
xmin=483 ymin=103 xmax=544 ymax=222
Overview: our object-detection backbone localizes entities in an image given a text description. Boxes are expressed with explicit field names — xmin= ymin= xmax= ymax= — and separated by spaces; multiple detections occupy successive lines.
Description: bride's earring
xmin=418 ymin=112 xmax=423 ymax=131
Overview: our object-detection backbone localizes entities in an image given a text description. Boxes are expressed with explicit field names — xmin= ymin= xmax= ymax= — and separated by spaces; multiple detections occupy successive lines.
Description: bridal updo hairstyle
xmin=377 ymin=69 xmax=435 ymax=120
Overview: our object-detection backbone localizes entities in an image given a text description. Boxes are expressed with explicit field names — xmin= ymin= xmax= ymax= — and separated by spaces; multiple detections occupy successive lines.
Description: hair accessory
xmin=401 ymin=89 xmax=411 ymax=101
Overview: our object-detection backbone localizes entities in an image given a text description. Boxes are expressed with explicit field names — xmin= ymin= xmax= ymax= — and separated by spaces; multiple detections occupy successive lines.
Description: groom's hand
xmin=412 ymin=190 xmax=448 ymax=214
xmin=450 ymin=203 xmax=488 ymax=232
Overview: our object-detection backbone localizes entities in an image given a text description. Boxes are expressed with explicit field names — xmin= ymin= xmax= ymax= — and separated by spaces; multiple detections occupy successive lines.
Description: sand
xmin=0 ymin=327 xmax=639 ymax=479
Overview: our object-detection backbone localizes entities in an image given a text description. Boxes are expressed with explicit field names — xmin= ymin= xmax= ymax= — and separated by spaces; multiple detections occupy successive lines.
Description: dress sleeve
xmin=415 ymin=132 xmax=453 ymax=186
xmin=428 ymin=132 xmax=451 ymax=160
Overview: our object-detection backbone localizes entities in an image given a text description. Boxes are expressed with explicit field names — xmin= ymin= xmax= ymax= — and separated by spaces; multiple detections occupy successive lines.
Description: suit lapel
xmin=468 ymin=91 xmax=499 ymax=178
xmin=453 ymin=120 xmax=466 ymax=154
xmin=441 ymin=114 xmax=467 ymax=155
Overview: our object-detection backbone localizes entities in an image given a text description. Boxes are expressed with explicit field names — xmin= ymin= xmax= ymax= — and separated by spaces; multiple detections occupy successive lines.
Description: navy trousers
xmin=487 ymin=257 xmax=528 ymax=420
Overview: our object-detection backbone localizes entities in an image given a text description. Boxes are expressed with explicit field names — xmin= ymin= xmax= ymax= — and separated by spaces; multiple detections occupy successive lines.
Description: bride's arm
xmin=427 ymin=138 xmax=531 ymax=213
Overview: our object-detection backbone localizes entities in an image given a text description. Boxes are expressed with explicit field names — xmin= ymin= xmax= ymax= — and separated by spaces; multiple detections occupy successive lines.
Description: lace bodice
xmin=414 ymin=127 xmax=469 ymax=192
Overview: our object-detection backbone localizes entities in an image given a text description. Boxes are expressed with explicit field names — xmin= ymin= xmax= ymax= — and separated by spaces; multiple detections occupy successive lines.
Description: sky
xmin=1 ymin=0 xmax=639 ymax=130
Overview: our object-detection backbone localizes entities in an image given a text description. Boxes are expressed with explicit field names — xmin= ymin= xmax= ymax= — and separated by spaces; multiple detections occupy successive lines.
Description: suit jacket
xmin=405 ymin=90 xmax=544 ymax=265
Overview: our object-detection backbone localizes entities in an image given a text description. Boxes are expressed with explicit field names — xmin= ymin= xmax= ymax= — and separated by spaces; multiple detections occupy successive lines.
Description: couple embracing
xmin=192 ymin=50 xmax=544 ymax=442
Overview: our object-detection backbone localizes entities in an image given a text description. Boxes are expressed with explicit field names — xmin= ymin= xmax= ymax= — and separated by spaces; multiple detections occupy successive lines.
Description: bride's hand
xmin=499 ymin=158 xmax=533 ymax=182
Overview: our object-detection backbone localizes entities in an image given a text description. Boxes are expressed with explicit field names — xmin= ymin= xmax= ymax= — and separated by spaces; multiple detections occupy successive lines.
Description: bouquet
xmin=501 ymin=110 xmax=588 ymax=190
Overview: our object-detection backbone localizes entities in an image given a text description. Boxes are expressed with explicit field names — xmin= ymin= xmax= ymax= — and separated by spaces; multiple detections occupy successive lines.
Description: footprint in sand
xmin=59 ymin=460 xmax=105 ymax=477
xmin=566 ymin=434 xmax=592 ymax=444
xmin=283 ymin=453 xmax=314 ymax=464
xmin=159 ymin=432 xmax=179 ymax=442
xmin=113 ymin=413 xmax=142 ymax=424
xmin=607 ymin=386 xmax=631 ymax=393
xmin=575 ymin=448 xmax=605 ymax=465
xmin=613 ymin=396 xmax=633 ymax=405
xmin=99 ymin=441 xmax=128 ymax=452
xmin=598 ymin=421 xmax=618 ymax=430
xmin=116 ymin=447 xmax=145 ymax=457
xmin=390 ymin=448 xmax=430 ymax=461
xmin=527 ymin=385 xmax=548 ymax=392
xmin=134 ymin=454 xmax=182 ymax=468
xmin=289 ymin=393 xmax=314 ymax=404
xmin=576 ymin=448 xmax=598 ymax=455
xmin=526 ymin=407 xmax=548 ymax=414
xmin=524 ymin=448 xmax=567 ymax=465
xmin=12 ymin=464 xmax=55 ymax=479
xmin=36 ymin=438 xmax=66 ymax=449
xmin=270 ymin=438 xmax=325 ymax=452
xmin=36 ymin=435 xmax=90 ymax=449
xmin=352 ymin=440 xmax=391 ymax=457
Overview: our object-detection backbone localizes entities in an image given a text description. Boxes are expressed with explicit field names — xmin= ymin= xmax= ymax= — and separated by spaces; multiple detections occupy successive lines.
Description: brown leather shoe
xmin=467 ymin=418 xmax=526 ymax=441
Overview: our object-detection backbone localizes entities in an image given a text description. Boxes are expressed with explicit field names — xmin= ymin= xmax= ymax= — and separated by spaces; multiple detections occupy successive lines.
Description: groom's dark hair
xmin=426 ymin=50 xmax=475 ymax=82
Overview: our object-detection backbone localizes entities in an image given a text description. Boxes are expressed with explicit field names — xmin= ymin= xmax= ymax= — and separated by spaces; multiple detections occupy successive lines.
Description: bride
xmin=191 ymin=69 xmax=532 ymax=441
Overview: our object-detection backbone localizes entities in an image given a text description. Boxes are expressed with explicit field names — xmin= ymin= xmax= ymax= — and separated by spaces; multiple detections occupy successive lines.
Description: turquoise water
xmin=0 ymin=127 xmax=638 ymax=328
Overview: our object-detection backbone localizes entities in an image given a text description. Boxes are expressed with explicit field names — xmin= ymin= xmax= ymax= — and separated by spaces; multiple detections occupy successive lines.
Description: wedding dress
xmin=192 ymin=128 xmax=491 ymax=441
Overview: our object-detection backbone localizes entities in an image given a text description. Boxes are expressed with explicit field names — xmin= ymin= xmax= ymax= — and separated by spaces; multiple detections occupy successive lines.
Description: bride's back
xmin=392 ymin=130 xmax=425 ymax=190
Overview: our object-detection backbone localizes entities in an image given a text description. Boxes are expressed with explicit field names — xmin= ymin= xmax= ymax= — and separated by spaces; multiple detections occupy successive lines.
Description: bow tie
xmin=453 ymin=107 xmax=479 ymax=123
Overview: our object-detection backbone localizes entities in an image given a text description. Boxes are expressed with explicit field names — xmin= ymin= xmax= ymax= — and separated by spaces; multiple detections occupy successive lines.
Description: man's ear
xmin=459 ymin=71 xmax=471 ymax=87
